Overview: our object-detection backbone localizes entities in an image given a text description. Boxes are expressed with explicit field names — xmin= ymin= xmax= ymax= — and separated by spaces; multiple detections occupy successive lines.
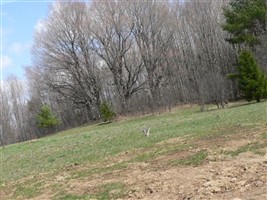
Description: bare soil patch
xmin=122 ymin=151 xmax=267 ymax=200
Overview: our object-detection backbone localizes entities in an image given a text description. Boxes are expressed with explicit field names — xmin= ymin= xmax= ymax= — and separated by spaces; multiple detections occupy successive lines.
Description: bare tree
xmin=90 ymin=1 xmax=146 ymax=113
xmin=7 ymin=76 xmax=27 ymax=140
xmin=0 ymin=76 xmax=29 ymax=142
xmin=0 ymin=84 xmax=15 ymax=145
xmin=33 ymin=1 xmax=101 ymax=120
xmin=129 ymin=0 xmax=175 ymax=112
xmin=169 ymin=0 xmax=237 ymax=109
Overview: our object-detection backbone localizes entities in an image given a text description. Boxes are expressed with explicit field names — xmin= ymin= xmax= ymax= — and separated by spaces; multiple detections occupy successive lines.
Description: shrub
xmin=100 ymin=102 xmax=115 ymax=122
xmin=36 ymin=105 xmax=60 ymax=128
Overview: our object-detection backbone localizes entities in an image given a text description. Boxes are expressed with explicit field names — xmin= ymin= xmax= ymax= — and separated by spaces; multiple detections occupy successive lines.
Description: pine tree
xmin=222 ymin=0 xmax=266 ymax=46
xmin=237 ymin=50 xmax=267 ymax=102
xmin=37 ymin=105 xmax=60 ymax=128
xmin=263 ymin=75 xmax=267 ymax=98
xmin=100 ymin=102 xmax=115 ymax=122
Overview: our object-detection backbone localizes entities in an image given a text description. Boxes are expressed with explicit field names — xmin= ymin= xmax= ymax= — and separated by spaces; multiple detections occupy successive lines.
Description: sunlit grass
xmin=222 ymin=142 xmax=267 ymax=156
xmin=171 ymin=150 xmax=208 ymax=166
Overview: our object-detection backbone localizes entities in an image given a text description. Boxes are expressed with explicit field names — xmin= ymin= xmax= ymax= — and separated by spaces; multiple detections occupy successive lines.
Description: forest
xmin=0 ymin=0 xmax=266 ymax=145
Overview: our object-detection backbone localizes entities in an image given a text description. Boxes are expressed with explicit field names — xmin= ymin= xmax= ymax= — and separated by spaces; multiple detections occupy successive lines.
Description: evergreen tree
xmin=100 ymin=102 xmax=115 ymax=122
xmin=263 ymin=75 xmax=267 ymax=98
xmin=222 ymin=0 xmax=266 ymax=46
xmin=236 ymin=49 xmax=267 ymax=102
xmin=37 ymin=105 xmax=60 ymax=128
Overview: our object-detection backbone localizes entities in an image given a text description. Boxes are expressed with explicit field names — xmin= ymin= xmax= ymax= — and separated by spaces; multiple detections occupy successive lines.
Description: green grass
xmin=222 ymin=142 xmax=267 ymax=156
xmin=89 ymin=182 xmax=126 ymax=200
xmin=55 ymin=182 xmax=126 ymax=200
xmin=1 ymin=101 xmax=267 ymax=199
xmin=171 ymin=150 xmax=208 ymax=166
xmin=13 ymin=181 xmax=43 ymax=199
xmin=1 ymin=101 xmax=266 ymax=181
xmin=133 ymin=143 xmax=192 ymax=163
xmin=261 ymin=132 xmax=267 ymax=139
xmin=71 ymin=161 xmax=128 ymax=179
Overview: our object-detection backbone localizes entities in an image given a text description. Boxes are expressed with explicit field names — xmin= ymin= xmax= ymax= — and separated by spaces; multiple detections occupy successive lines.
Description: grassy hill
xmin=1 ymin=101 xmax=267 ymax=199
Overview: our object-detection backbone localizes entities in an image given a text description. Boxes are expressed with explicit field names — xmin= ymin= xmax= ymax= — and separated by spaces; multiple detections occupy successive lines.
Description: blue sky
xmin=1 ymin=0 xmax=51 ymax=80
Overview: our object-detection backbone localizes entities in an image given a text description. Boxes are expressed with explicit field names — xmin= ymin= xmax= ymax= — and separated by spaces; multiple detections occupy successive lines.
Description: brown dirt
xmin=123 ymin=151 xmax=267 ymax=200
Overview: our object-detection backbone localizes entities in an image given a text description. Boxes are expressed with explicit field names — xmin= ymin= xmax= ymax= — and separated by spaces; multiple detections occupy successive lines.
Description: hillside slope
xmin=1 ymin=101 xmax=267 ymax=199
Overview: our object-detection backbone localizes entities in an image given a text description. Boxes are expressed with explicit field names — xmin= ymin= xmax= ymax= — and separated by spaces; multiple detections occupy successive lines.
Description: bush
xmin=262 ymin=74 xmax=267 ymax=99
xmin=36 ymin=105 xmax=60 ymax=128
xmin=100 ymin=102 xmax=115 ymax=122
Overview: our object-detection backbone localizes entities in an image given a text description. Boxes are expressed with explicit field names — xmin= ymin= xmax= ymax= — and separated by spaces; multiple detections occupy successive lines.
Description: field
xmin=1 ymin=101 xmax=267 ymax=200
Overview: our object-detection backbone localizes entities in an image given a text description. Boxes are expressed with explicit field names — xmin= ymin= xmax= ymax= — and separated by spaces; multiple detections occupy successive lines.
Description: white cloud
xmin=2 ymin=55 xmax=13 ymax=68
xmin=34 ymin=19 xmax=46 ymax=34
xmin=8 ymin=42 xmax=32 ymax=55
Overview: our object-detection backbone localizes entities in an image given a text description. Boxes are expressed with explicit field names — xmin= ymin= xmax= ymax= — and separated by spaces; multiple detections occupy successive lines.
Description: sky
xmin=1 ymin=0 xmax=51 ymax=81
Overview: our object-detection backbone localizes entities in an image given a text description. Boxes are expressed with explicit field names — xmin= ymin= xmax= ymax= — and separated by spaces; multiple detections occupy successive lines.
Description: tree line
xmin=0 ymin=0 xmax=266 ymax=145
